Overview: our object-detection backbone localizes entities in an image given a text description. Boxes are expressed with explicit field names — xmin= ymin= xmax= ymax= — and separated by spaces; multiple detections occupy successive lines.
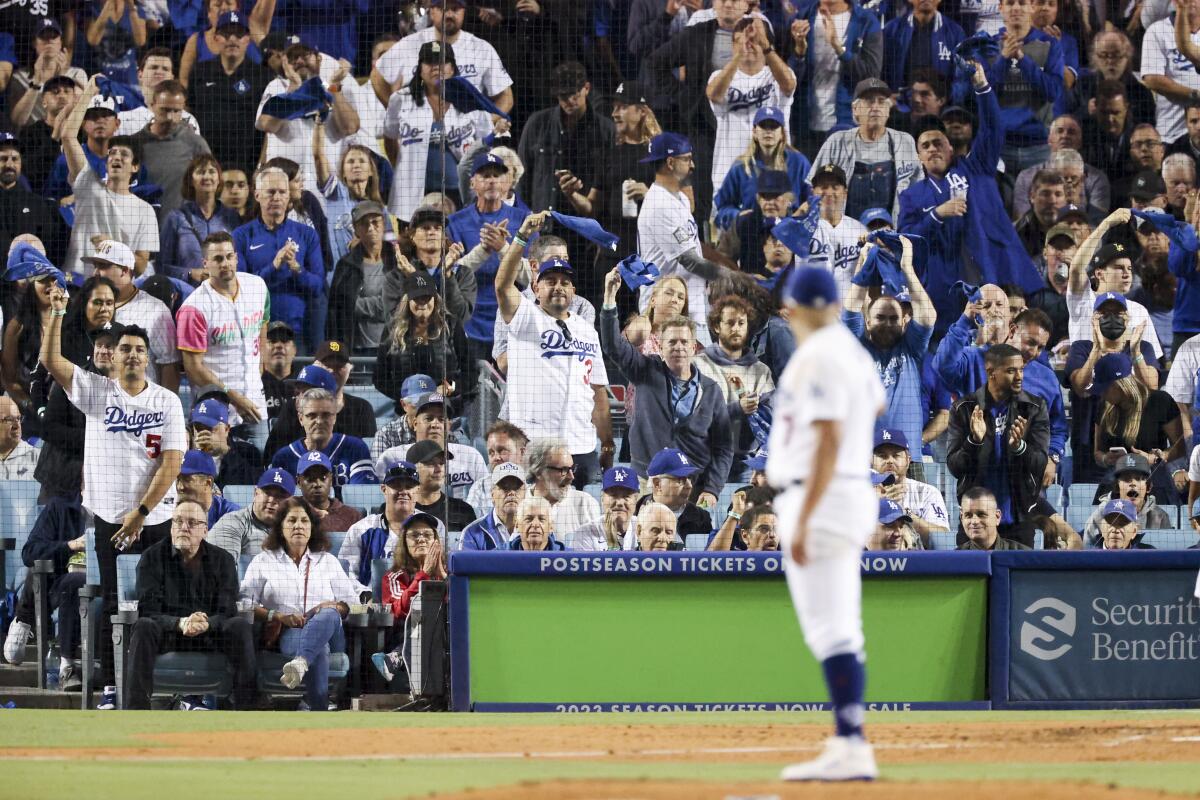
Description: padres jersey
xmin=766 ymin=322 xmax=884 ymax=487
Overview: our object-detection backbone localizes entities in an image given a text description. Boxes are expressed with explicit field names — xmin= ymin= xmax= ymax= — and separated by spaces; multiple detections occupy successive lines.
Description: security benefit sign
xmin=1010 ymin=570 xmax=1200 ymax=701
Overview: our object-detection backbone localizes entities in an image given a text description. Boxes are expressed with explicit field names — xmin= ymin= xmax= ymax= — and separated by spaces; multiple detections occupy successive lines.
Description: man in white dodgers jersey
xmin=767 ymin=265 xmax=885 ymax=782
xmin=40 ymin=288 xmax=186 ymax=690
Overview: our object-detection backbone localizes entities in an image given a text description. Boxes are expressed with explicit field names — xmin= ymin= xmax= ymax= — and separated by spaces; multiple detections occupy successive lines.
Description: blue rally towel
xmin=5 ymin=244 xmax=67 ymax=288
xmin=168 ymin=0 xmax=205 ymax=35
xmin=616 ymin=253 xmax=660 ymax=291
xmin=770 ymin=196 xmax=822 ymax=258
xmin=1131 ymin=208 xmax=1200 ymax=252
xmin=850 ymin=231 xmax=926 ymax=296
xmin=441 ymin=76 xmax=510 ymax=120
xmin=549 ymin=211 xmax=620 ymax=252
xmin=95 ymin=76 xmax=145 ymax=112
xmin=262 ymin=77 xmax=333 ymax=122
xmin=747 ymin=391 xmax=775 ymax=449
xmin=956 ymin=33 xmax=1000 ymax=63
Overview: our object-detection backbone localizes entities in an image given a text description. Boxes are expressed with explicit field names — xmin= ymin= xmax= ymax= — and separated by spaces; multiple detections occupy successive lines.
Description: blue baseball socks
xmin=822 ymin=652 xmax=866 ymax=739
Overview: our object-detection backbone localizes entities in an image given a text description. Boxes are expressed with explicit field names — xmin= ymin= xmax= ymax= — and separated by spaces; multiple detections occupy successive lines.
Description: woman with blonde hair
xmin=372 ymin=273 xmax=469 ymax=407
xmin=316 ymin=130 xmax=393 ymax=263
xmin=713 ymin=106 xmax=811 ymax=229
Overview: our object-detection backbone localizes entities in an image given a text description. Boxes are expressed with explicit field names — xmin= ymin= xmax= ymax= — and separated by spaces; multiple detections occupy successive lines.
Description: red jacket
xmin=381 ymin=569 xmax=427 ymax=620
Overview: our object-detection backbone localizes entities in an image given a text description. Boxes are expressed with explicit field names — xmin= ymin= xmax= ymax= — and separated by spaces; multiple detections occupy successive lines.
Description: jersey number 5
xmin=146 ymin=433 xmax=162 ymax=459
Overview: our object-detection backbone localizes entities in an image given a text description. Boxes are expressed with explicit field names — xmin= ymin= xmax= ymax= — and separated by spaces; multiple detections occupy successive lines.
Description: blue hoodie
xmin=882 ymin=11 xmax=966 ymax=90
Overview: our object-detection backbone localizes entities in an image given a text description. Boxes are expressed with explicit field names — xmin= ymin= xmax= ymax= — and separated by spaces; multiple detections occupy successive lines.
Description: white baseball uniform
xmin=767 ymin=321 xmax=884 ymax=661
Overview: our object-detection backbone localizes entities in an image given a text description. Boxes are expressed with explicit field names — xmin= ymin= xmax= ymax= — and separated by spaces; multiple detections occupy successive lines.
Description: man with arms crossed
xmin=768 ymin=266 xmax=884 ymax=781
xmin=41 ymin=298 xmax=186 ymax=693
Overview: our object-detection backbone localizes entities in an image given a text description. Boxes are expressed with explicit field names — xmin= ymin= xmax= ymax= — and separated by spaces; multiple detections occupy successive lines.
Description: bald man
xmin=635 ymin=502 xmax=679 ymax=551
xmin=0 ymin=396 xmax=38 ymax=479
xmin=508 ymin=496 xmax=566 ymax=551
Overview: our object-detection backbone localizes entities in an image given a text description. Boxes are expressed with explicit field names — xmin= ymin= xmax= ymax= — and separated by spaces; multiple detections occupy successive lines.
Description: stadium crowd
xmin=3 ymin=0 xmax=1200 ymax=709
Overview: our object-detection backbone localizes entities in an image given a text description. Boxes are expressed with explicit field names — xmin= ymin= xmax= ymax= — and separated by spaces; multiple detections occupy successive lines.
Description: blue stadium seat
xmin=344 ymin=386 xmax=394 ymax=420
xmin=1033 ymin=530 xmax=1044 ymax=550
xmin=222 ymin=485 xmax=254 ymax=507
xmin=1044 ymin=484 xmax=1065 ymax=514
xmin=447 ymin=530 xmax=464 ymax=551
xmin=1138 ymin=529 xmax=1197 ymax=549
xmin=582 ymin=484 xmax=602 ymax=504
xmin=929 ymin=532 xmax=957 ymax=551
xmin=684 ymin=534 xmax=708 ymax=551
xmin=921 ymin=461 xmax=948 ymax=497
xmin=1 ymin=480 xmax=43 ymax=594
xmin=370 ymin=558 xmax=389 ymax=600
xmin=327 ymin=531 xmax=348 ymax=560
xmin=340 ymin=484 xmax=381 ymax=514
xmin=1066 ymin=483 xmax=1100 ymax=531
xmin=1157 ymin=505 xmax=1182 ymax=528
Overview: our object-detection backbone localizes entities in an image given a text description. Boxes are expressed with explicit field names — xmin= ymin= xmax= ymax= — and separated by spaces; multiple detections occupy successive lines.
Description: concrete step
xmin=0 ymin=686 xmax=79 ymax=710
xmin=0 ymin=663 xmax=39 ymax=688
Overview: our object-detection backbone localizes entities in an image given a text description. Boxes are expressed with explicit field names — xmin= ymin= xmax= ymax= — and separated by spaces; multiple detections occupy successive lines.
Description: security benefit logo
xmin=1011 ymin=575 xmax=1200 ymax=701
xmin=1019 ymin=597 xmax=1075 ymax=661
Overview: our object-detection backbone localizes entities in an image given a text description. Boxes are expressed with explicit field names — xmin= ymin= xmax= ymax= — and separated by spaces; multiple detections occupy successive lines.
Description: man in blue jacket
xmin=462 ymin=462 xmax=527 ymax=551
xmin=233 ymin=167 xmax=325 ymax=352
xmin=881 ymin=0 xmax=965 ymax=91
xmin=899 ymin=59 xmax=1042 ymax=337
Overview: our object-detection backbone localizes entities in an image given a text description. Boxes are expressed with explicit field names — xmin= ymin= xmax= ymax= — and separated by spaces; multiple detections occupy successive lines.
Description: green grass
xmin=0 ymin=710 xmax=1197 ymax=799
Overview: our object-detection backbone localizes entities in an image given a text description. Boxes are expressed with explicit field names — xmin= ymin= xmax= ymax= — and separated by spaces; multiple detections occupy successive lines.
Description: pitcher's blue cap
xmin=639 ymin=132 xmax=692 ymax=164
xmin=180 ymin=450 xmax=217 ymax=477
xmin=753 ymin=106 xmax=785 ymax=128
xmin=783 ymin=266 xmax=839 ymax=309
xmin=256 ymin=468 xmax=296 ymax=494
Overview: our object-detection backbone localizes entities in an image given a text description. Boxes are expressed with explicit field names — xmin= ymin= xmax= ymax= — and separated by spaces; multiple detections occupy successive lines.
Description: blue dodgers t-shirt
xmin=843 ymin=311 xmax=933 ymax=450
xmin=446 ymin=201 xmax=531 ymax=343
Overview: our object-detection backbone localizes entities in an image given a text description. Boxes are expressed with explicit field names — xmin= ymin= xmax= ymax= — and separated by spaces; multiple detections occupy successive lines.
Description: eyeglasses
xmin=545 ymin=464 xmax=575 ymax=475
xmin=171 ymin=519 xmax=205 ymax=532
xmin=0 ymin=416 xmax=20 ymax=426
xmin=1131 ymin=140 xmax=1163 ymax=150
xmin=406 ymin=531 xmax=436 ymax=542
xmin=1094 ymin=51 xmax=1125 ymax=61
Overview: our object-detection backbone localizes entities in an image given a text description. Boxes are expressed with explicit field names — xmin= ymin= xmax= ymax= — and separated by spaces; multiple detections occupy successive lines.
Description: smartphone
xmin=1108 ymin=447 xmax=1128 ymax=457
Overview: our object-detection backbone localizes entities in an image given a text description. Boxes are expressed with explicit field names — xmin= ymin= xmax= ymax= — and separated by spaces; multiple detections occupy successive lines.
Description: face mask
xmin=1099 ymin=314 xmax=1126 ymax=340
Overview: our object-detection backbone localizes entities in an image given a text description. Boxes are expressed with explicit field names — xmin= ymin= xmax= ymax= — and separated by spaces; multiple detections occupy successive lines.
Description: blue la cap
xmin=190 ymin=398 xmax=229 ymax=428
xmin=180 ymin=449 xmax=217 ymax=477
xmin=1102 ymin=498 xmax=1137 ymax=523
xmin=860 ymin=207 xmax=894 ymax=228
xmin=639 ymin=132 xmax=692 ymax=164
xmin=216 ymin=10 xmax=249 ymax=31
xmin=36 ymin=18 xmax=63 ymax=37
xmin=382 ymin=459 xmax=419 ymax=486
xmin=871 ymin=470 xmax=896 ymax=486
xmin=753 ymin=106 xmax=786 ymax=128
xmin=256 ymin=468 xmax=296 ymax=495
xmin=783 ymin=266 xmax=839 ymax=309
xmin=288 ymin=364 xmax=337 ymax=394
xmin=472 ymin=151 xmax=508 ymax=176
xmin=1093 ymin=292 xmax=1127 ymax=311
xmin=756 ymin=169 xmax=791 ymax=196
xmin=0 ymin=132 xmax=16 ymax=145
xmin=297 ymin=450 xmax=333 ymax=475
xmin=878 ymin=498 xmax=911 ymax=525
xmin=874 ymin=428 xmax=909 ymax=452
xmin=647 ymin=447 xmax=700 ymax=478
xmin=1089 ymin=352 xmax=1132 ymax=397
xmin=401 ymin=374 xmax=436 ymax=402
xmin=536 ymin=256 xmax=574 ymax=281
xmin=602 ymin=466 xmax=640 ymax=492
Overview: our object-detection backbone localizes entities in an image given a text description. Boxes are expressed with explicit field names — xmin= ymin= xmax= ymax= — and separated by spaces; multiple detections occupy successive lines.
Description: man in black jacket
xmin=946 ymin=343 xmax=1051 ymax=546
xmin=125 ymin=499 xmax=256 ymax=710
xmin=0 ymin=134 xmax=63 ymax=263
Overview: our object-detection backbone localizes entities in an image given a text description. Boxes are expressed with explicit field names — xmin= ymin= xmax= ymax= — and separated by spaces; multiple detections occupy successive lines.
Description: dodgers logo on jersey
xmin=398 ymin=122 xmax=425 ymax=147
xmin=104 ymin=406 xmax=165 ymax=436
xmin=539 ymin=328 xmax=600 ymax=362
xmin=947 ymin=173 xmax=970 ymax=196
xmin=937 ymin=41 xmax=953 ymax=63
xmin=233 ymin=79 xmax=250 ymax=95
xmin=725 ymin=82 xmax=776 ymax=113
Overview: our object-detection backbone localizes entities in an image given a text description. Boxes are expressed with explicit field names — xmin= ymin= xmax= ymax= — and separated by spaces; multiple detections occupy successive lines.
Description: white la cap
xmin=82 ymin=239 xmax=135 ymax=271
xmin=491 ymin=461 xmax=526 ymax=485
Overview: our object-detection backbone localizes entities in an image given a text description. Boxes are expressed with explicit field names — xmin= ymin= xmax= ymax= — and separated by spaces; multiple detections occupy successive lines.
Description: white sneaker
xmin=280 ymin=656 xmax=308 ymax=690
xmin=780 ymin=736 xmax=878 ymax=782
xmin=3 ymin=621 xmax=31 ymax=665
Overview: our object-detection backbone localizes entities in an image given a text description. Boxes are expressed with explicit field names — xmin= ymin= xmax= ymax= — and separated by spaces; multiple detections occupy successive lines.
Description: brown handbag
xmin=261 ymin=556 xmax=310 ymax=650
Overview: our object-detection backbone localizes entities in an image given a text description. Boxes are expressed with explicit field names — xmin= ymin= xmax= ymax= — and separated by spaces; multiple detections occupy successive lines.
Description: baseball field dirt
xmin=1 ymin=709 xmax=1198 ymax=799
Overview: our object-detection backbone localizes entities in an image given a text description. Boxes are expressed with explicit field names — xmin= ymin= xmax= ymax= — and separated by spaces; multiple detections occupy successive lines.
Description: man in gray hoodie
xmin=600 ymin=268 xmax=733 ymax=505
xmin=693 ymin=292 xmax=775 ymax=467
